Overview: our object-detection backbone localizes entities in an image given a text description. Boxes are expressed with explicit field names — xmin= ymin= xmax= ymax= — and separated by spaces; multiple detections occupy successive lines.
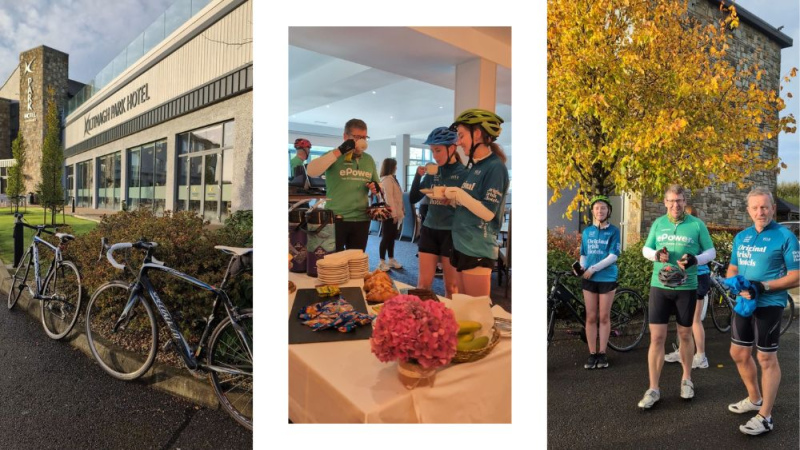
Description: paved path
xmin=0 ymin=284 xmax=252 ymax=448
xmin=548 ymin=319 xmax=799 ymax=449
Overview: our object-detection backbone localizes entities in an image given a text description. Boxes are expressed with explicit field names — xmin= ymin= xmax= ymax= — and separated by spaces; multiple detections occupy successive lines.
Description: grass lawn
xmin=0 ymin=207 xmax=98 ymax=264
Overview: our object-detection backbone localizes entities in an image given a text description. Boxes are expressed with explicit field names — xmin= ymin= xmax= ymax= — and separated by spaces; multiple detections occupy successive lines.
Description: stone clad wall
xmin=639 ymin=1 xmax=783 ymax=236
xmin=18 ymin=46 xmax=69 ymax=195
xmin=0 ymin=98 xmax=9 ymax=159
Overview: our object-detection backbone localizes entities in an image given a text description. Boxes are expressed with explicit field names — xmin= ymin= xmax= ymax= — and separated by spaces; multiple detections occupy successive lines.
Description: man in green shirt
xmin=307 ymin=119 xmax=379 ymax=251
xmin=637 ymin=184 xmax=716 ymax=410
xmin=290 ymin=138 xmax=311 ymax=177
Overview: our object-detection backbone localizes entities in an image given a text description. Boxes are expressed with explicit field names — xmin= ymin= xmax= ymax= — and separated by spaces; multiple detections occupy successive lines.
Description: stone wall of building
xmin=638 ymin=1 xmax=783 ymax=236
xmin=0 ymin=98 xmax=10 ymax=159
xmin=18 ymin=46 xmax=69 ymax=195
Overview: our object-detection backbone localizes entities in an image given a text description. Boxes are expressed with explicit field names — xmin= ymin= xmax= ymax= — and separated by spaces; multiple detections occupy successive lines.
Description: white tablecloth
xmin=288 ymin=272 xmax=511 ymax=423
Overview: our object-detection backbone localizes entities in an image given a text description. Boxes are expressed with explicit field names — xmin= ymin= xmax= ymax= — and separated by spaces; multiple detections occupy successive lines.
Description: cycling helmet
xmin=294 ymin=138 xmax=311 ymax=150
xmin=658 ymin=264 xmax=687 ymax=288
xmin=449 ymin=108 xmax=504 ymax=141
xmin=423 ymin=127 xmax=458 ymax=145
xmin=589 ymin=195 xmax=612 ymax=214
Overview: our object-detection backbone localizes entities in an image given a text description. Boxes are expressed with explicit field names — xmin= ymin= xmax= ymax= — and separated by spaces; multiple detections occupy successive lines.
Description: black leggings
xmin=379 ymin=221 xmax=399 ymax=259
xmin=334 ymin=221 xmax=370 ymax=252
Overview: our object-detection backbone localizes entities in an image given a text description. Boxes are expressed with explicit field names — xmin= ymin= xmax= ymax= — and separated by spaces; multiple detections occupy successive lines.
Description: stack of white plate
xmin=316 ymin=258 xmax=350 ymax=285
xmin=347 ymin=253 xmax=370 ymax=279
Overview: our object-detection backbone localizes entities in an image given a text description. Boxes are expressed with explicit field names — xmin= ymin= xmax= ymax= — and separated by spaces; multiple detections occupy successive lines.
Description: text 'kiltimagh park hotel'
xmin=0 ymin=0 xmax=253 ymax=223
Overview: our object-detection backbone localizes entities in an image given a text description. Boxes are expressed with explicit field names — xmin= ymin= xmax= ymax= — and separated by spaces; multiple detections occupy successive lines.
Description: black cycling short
xmin=649 ymin=287 xmax=697 ymax=327
xmin=696 ymin=273 xmax=710 ymax=299
xmin=731 ymin=305 xmax=784 ymax=353
xmin=450 ymin=248 xmax=495 ymax=272
xmin=581 ymin=279 xmax=618 ymax=294
xmin=417 ymin=226 xmax=453 ymax=257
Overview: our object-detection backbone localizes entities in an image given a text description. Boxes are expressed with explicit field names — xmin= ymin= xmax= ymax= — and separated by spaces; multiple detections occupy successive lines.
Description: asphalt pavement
xmin=0 ymin=296 xmax=253 ymax=449
xmin=548 ymin=318 xmax=799 ymax=449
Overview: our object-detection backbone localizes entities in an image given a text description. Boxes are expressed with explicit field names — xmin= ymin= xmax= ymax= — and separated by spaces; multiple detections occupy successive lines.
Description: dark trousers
xmin=379 ymin=220 xmax=399 ymax=259
xmin=335 ymin=220 xmax=370 ymax=252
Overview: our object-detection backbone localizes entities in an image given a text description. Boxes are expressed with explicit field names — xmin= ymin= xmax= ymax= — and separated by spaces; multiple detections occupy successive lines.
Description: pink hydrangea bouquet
xmin=370 ymin=294 xmax=459 ymax=369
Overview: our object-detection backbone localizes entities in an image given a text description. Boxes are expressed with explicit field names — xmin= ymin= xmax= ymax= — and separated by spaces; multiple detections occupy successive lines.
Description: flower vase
xmin=397 ymin=360 xmax=436 ymax=390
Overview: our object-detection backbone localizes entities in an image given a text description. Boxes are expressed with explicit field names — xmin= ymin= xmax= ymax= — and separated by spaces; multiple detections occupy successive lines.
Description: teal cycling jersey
xmin=451 ymin=153 xmax=509 ymax=259
xmin=730 ymin=220 xmax=800 ymax=308
xmin=419 ymin=162 xmax=468 ymax=230
xmin=644 ymin=214 xmax=714 ymax=290
xmin=581 ymin=224 xmax=621 ymax=282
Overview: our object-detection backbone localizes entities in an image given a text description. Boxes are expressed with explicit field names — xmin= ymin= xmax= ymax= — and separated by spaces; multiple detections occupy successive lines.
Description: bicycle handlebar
xmin=104 ymin=240 xmax=164 ymax=270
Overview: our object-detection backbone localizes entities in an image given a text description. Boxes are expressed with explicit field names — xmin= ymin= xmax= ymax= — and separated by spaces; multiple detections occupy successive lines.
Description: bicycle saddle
xmin=215 ymin=246 xmax=253 ymax=256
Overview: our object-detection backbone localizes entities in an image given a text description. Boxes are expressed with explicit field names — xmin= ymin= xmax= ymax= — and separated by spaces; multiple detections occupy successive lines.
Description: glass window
xmin=127 ymin=139 xmax=166 ymax=213
xmin=97 ymin=152 xmax=121 ymax=210
xmin=177 ymin=120 xmax=234 ymax=222
xmin=65 ymin=165 xmax=74 ymax=203
xmin=76 ymin=160 xmax=93 ymax=208
xmin=223 ymin=121 xmax=235 ymax=147
xmin=190 ymin=124 xmax=223 ymax=152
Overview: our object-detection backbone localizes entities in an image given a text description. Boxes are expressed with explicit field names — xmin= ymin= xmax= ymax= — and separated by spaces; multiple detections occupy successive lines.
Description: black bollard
xmin=13 ymin=214 xmax=23 ymax=268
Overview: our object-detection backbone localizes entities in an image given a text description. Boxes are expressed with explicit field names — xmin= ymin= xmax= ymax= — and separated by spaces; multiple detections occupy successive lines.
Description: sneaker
xmin=595 ymin=353 xmax=609 ymax=369
xmin=584 ymin=353 xmax=598 ymax=369
xmin=739 ymin=414 xmax=773 ymax=436
xmin=692 ymin=353 xmax=709 ymax=369
xmin=388 ymin=258 xmax=403 ymax=269
xmin=728 ymin=397 xmax=763 ymax=414
xmin=638 ymin=389 xmax=660 ymax=409
xmin=664 ymin=349 xmax=681 ymax=363
xmin=680 ymin=379 xmax=695 ymax=399
xmin=378 ymin=261 xmax=390 ymax=272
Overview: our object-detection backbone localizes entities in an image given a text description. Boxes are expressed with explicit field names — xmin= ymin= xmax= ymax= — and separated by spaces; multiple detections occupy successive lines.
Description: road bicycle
xmin=547 ymin=270 xmax=648 ymax=351
xmin=707 ymin=260 xmax=794 ymax=335
xmin=85 ymin=238 xmax=253 ymax=429
xmin=7 ymin=213 xmax=82 ymax=340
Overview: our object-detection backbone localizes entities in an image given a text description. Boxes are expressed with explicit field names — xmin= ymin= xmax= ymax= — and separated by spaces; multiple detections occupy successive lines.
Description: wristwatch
xmin=763 ymin=282 xmax=771 ymax=292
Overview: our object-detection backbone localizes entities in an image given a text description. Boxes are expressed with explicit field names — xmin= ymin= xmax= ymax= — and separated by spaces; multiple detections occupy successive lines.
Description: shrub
xmin=547 ymin=226 xmax=581 ymax=260
xmin=66 ymin=210 xmax=252 ymax=342
xmin=616 ymin=240 xmax=651 ymax=300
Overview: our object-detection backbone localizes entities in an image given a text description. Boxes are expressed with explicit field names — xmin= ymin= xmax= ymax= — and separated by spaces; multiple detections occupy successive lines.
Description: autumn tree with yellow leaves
xmin=548 ymin=0 xmax=797 ymax=219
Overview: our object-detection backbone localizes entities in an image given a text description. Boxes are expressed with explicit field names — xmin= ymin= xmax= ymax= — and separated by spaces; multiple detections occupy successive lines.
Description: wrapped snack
xmin=316 ymin=285 xmax=341 ymax=297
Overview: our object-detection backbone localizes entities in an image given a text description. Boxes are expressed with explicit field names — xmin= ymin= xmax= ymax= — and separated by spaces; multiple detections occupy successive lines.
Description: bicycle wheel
xmin=208 ymin=308 xmax=253 ymax=430
xmin=85 ymin=281 xmax=158 ymax=380
xmin=40 ymin=260 xmax=82 ymax=340
xmin=8 ymin=250 xmax=32 ymax=310
xmin=607 ymin=288 xmax=648 ymax=352
xmin=780 ymin=296 xmax=795 ymax=336
xmin=709 ymin=286 xmax=732 ymax=333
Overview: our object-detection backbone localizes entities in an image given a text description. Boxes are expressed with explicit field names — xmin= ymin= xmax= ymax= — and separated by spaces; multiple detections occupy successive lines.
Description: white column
xmin=454 ymin=58 xmax=497 ymax=115
xmin=454 ymin=58 xmax=497 ymax=163
xmin=395 ymin=134 xmax=410 ymax=191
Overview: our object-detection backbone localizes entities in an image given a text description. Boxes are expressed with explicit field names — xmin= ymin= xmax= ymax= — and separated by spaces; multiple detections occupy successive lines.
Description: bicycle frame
xmin=116 ymin=262 xmax=251 ymax=375
xmin=23 ymin=235 xmax=62 ymax=300
xmin=548 ymin=273 xmax=587 ymax=330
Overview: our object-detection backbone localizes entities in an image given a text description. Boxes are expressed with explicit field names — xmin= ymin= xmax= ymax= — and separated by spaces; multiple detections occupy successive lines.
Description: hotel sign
xmin=22 ymin=58 xmax=36 ymax=121
xmin=84 ymin=83 xmax=151 ymax=136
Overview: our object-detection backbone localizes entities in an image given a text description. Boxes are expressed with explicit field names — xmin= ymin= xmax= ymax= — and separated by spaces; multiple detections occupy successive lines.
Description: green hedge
xmin=65 ymin=209 xmax=252 ymax=339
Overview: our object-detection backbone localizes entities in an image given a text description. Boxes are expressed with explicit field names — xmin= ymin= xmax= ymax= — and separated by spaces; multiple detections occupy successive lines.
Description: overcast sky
xmin=731 ymin=0 xmax=799 ymax=185
xmin=0 ymin=0 xmax=174 ymax=85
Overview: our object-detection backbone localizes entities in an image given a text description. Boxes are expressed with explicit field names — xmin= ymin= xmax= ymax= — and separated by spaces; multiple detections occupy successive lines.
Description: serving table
xmin=288 ymin=272 xmax=511 ymax=423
